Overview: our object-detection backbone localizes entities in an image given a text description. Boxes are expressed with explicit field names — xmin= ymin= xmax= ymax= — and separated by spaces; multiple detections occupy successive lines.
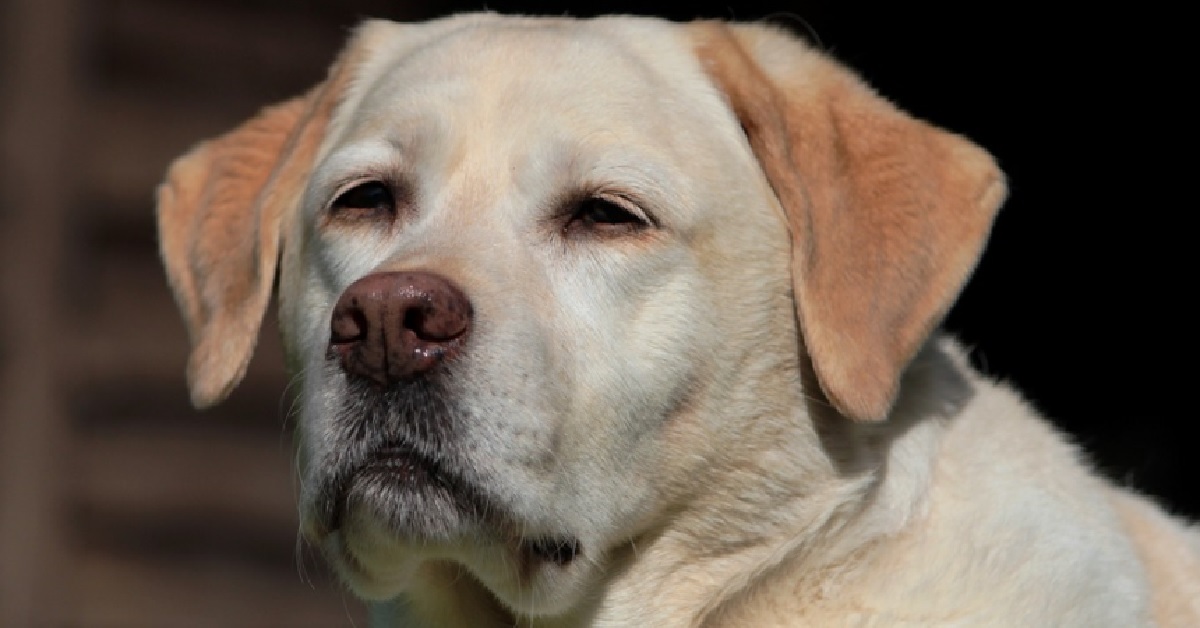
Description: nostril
xmin=330 ymin=301 xmax=368 ymax=345
xmin=402 ymin=305 xmax=428 ymax=340
xmin=403 ymin=298 xmax=471 ymax=343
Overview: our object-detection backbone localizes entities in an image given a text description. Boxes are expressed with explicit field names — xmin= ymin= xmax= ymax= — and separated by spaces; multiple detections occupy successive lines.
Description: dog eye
xmin=329 ymin=181 xmax=395 ymax=222
xmin=567 ymin=197 xmax=649 ymax=235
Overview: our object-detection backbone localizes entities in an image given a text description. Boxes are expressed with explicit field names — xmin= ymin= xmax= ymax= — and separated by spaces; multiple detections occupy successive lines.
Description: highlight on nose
xmin=328 ymin=271 xmax=473 ymax=385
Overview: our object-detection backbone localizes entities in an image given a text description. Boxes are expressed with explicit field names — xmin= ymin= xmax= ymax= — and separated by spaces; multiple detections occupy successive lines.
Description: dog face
xmin=157 ymin=14 xmax=1003 ymax=617
xmin=284 ymin=17 xmax=788 ymax=611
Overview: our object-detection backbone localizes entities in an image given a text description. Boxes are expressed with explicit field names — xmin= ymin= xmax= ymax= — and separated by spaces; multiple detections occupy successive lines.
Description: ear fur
xmin=691 ymin=22 xmax=1007 ymax=421
xmin=156 ymin=30 xmax=369 ymax=409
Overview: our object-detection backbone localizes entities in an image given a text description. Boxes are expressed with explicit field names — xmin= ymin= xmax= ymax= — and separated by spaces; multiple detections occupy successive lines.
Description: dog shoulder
xmin=888 ymin=338 xmax=1181 ymax=625
xmin=1110 ymin=488 xmax=1200 ymax=624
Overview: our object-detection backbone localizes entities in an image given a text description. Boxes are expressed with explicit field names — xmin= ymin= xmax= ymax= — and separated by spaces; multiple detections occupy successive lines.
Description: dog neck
xmin=586 ymin=342 xmax=971 ymax=627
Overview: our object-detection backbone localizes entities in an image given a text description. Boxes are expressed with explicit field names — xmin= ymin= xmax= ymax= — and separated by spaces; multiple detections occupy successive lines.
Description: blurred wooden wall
xmin=0 ymin=1 xmax=418 ymax=625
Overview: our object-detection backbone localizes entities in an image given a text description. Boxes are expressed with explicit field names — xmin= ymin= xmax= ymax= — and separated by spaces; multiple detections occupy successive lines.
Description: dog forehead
xmin=327 ymin=15 xmax=729 ymax=156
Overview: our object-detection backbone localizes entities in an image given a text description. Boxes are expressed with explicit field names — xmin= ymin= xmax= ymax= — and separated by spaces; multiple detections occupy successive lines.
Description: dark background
xmin=1 ymin=1 xmax=1190 ymax=626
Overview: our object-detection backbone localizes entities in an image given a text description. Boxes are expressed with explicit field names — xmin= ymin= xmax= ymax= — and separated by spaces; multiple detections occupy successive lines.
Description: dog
xmin=155 ymin=13 xmax=1200 ymax=626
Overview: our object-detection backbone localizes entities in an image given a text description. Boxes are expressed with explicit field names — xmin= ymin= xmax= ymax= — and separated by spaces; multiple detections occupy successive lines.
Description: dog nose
xmin=329 ymin=271 xmax=473 ymax=385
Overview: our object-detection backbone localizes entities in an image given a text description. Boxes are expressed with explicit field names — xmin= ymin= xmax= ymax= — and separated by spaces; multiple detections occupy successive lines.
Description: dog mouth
xmin=324 ymin=446 xmax=582 ymax=556
xmin=355 ymin=444 xmax=444 ymax=491
xmin=320 ymin=440 xmax=486 ymax=537
xmin=305 ymin=371 xmax=586 ymax=585
xmin=520 ymin=537 xmax=582 ymax=567
xmin=313 ymin=442 xmax=585 ymax=595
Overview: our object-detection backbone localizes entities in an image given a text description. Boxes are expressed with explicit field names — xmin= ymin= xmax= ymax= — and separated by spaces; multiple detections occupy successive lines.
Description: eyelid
xmin=590 ymin=190 xmax=657 ymax=227
xmin=325 ymin=176 xmax=387 ymax=210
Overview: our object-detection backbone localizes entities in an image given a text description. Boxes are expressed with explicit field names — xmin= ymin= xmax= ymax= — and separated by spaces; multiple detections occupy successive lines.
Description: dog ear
xmin=692 ymin=22 xmax=1006 ymax=421
xmin=156 ymin=30 xmax=370 ymax=409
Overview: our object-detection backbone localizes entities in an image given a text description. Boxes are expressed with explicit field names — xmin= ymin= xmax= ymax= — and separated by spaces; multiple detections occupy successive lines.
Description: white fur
xmin=250 ymin=14 xmax=1199 ymax=627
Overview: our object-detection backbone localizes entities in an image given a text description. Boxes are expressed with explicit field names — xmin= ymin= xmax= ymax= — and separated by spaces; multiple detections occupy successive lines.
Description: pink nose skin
xmin=328 ymin=271 xmax=473 ymax=385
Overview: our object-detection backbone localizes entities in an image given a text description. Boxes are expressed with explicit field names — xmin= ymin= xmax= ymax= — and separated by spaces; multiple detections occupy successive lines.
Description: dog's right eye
xmin=564 ymin=195 xmax=652 ymax=238
xmin=329 ymin=181 xmax=395 ymax=222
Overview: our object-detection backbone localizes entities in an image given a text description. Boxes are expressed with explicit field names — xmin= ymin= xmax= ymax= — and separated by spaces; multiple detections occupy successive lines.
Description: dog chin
xmin=322 ymin=526 xmax=421 ymax=601
xmin=323 ymin=484 xmax=591 ymax=614
xmin=311 ymin=454 xmax=594 ymax=613
xmin=314 ymin=468 xmax=486 ymax=599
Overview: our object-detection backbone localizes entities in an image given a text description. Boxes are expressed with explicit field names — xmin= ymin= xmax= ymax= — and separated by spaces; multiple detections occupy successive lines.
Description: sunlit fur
xmin=159 ymin=13 xmax=1199 ymax=627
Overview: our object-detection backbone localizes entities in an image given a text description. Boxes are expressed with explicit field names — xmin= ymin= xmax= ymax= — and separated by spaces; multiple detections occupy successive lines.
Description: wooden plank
xmin=97 ymin=0 xmax=341 ymax=97
xmin=70 ymin=548 xmax=366 ymax=628
xmin=74 ymin=427 xmax=300 ymax=535
xmin=0 ymin=0 xmax=81 ymax=624
xmin=59 ymin=250 xmax=288 ymax=397
xmin=81 ymin=91 xmax=253 ymax=216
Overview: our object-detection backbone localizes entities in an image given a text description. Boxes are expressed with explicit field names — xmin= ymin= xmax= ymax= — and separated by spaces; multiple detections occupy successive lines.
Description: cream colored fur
xmin=156 ymin=13 xmax=1199 ymax=627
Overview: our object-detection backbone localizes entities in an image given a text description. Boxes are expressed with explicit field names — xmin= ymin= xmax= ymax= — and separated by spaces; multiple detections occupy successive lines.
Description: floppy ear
xmin=691 ymin=23 xmax=1006 ymax=421
xmin=156 ymin=32 xmax=368 ymax=409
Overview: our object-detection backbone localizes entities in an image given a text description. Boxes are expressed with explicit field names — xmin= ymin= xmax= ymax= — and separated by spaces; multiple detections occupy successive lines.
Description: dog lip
xmin=521 ymin=536 xmax=582 ymax=567
xmin=326 ymin=441 xmax=446 ymax=532
xmin=360 ymin=444 xmax=442 ymax=481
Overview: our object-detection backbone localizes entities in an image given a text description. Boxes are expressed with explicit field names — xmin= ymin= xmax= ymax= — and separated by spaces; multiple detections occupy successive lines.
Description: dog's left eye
xmin=567 ymin=197 xmax=650 ymax=236
xmin=329 ymin=180 xmax=395 ymax=222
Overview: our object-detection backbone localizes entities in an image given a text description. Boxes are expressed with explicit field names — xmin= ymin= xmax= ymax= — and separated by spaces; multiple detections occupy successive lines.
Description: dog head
xmin=157 ymin=14 xmax=1003 ymax=617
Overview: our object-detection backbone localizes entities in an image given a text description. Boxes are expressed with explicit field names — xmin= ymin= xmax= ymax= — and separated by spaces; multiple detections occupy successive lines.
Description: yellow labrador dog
xmin=156 ymin=13 xmax=1199 ymax=627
